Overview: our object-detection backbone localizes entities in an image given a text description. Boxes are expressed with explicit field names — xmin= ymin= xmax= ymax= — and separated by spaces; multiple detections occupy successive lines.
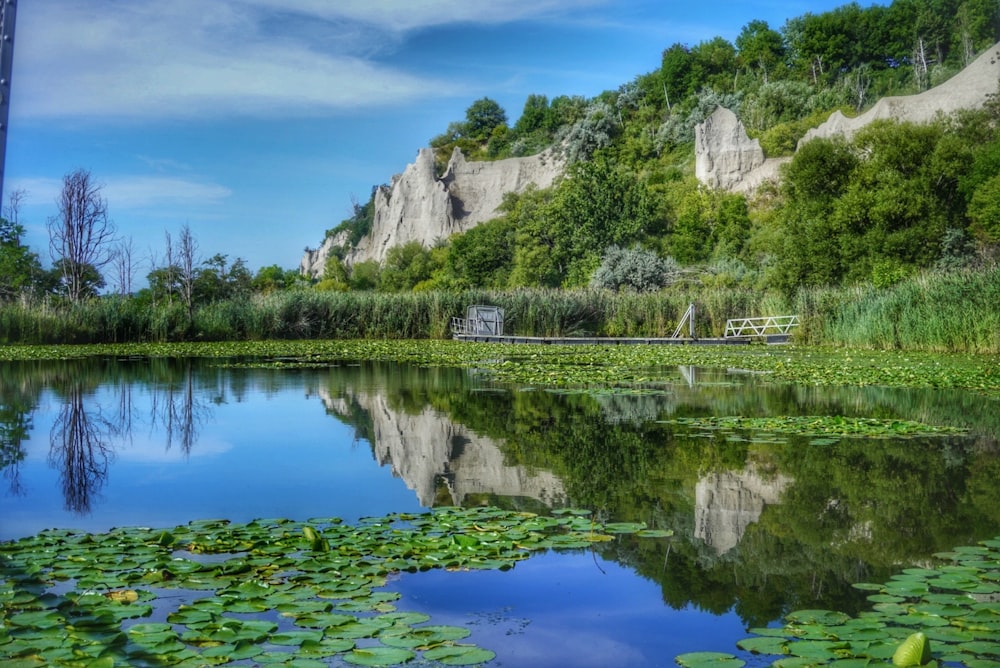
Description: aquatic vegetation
xmin=0 ymin=340 xmax=997 ymax=396
xmin=679 ymin=537 xmax=1000 ymax=667
xmin=0 ymin=507 xmax=671 ymax=667
xmin=664 ymin=416 xmax=968 ymax=442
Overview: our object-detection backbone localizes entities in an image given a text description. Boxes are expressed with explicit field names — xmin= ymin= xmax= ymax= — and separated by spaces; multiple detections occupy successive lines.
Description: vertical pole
xmin=0 ymin=0 xmax=16 ymax=204
xmin=689 ymin=303 xmax=695 ymax=339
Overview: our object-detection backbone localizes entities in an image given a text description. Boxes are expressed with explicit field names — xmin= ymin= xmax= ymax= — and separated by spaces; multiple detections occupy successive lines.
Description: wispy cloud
xmin=238 ymin=0 xmax=610 ymax=32
xmin=15 ymin=0 xmax=461 ymax=121
xmin=103 ymin=177 xmax=232 ymax=210
xmin=8 ymin=175 xmax=231 ymax=211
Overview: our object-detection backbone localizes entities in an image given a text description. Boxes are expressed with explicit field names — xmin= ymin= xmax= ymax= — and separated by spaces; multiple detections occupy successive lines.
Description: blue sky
xmin=8 ymin=0 xmax=871 ymax=278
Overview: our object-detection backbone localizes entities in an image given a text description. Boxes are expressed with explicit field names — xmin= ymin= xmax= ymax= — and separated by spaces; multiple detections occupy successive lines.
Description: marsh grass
xmin=0 ymin=268 xmax=996 ymax=352
xmin=816 ymin=268 xmax=1000 ymax=353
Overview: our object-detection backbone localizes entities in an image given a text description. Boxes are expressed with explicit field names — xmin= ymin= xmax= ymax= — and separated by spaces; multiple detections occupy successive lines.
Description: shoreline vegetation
xmin=0 ymin=267 xmax=997 ymax=354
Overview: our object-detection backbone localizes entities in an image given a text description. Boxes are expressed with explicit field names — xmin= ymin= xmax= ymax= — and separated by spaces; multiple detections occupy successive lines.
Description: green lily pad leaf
xmin=852 ymin=583 xmax=885 ymax=591
xmin=960 ymin=641 xmax=1000 ymax=657
xmin=786 ymin=610 xmax=852 ymax=626
xmin=343 ymin=646 xmax=416 ymax=666
xmin=376 ymin=612 xmax=432 ymax=627
xmin=299 ymin=637 xmax=356 ymax=655
xmin=7 ymin=611 xmax=66 ymax=628
xmin=676 ymin=652 xmax=746 ymax=668
xmin=788 ymin=640 xmax=850 ymax=659
xmin=269 ymin=630 xmax=324 ymax=646
xmin=291 ymin=611 xmax=356 ymax=629
xmin=602 ymin=522 xmax=646 ymax=534
xmin=737 ymin=636 xmax=789 ymax=654
xmin=772 ymin=658 xmax=825 ymax=668
xmin=636 ymin=529 xmax=674 ymax=538
xmin=923 ymin=627 xmax=975 ymax=644
xmin=422 ymin=645 xmax=497 ymax=665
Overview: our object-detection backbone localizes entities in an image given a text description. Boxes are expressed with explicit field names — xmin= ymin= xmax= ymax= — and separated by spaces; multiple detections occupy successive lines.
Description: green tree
xmin=464 ymin=97 xmax=508 ymax=141
xmin=349 ymin=260 xmax=380 ymax=291
xmin=661 ymin=43 xmax=695 ymax=105
xmin=379 ymin=241 xmax=438 ymax=292
xmin=445 ymin=216 xmax=516 ymax=289
xmin=0 ymin=218 xmax=45 ymax=301
xmin=735 ymin=20 xmax=785 ymax=83
xmin=553 ymin=157 xmax=659 ymax=285
xmin=690 ymin=36 xmax=738 ymax=93
xmin=968 ymin=173 xmax=1000 ymax=243
xmin=513 ymin=94 xmax=550 ymax=136
xmin=253 ymin=265 xmax=301 ymax=293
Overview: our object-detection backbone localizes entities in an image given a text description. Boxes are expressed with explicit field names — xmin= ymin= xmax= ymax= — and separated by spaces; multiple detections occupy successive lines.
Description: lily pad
xmin=676 ymin=651 xmax=746 ymax=668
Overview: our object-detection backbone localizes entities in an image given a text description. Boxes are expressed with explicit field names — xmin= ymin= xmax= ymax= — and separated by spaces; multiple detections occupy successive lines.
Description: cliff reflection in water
xmin=320 ymin=387 xmax=566 ymax=507
xmin=2 ymin=357 xmax=1000 ymax=626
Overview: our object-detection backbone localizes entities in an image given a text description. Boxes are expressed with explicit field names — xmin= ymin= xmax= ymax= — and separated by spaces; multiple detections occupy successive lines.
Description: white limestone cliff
xmin=301 ymin=147 xmax=562 ymax=278
xmin=695 ymin=41 xmax=1000 ymax=193
xmin=802 ymin=42 xmax=1000 ymax=144
xmin=694 ymin=107 xmax=766 ymax=191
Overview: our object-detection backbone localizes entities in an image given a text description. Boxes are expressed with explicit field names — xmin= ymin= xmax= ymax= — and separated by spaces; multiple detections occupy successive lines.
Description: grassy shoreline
xmin=1 ymin=268 xmax=997 ymax=353
xmin=0 ymin=339 xmax=997 ymax=395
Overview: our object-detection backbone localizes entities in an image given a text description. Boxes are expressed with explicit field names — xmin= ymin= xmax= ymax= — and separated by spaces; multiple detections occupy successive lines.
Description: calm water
xmin=2 ymin=356 xmax=1000 ymax=666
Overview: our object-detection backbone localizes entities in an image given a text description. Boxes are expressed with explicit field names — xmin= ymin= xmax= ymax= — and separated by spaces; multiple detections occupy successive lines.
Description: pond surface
xmin=2 ymin=355 xmax=1000 ymax=666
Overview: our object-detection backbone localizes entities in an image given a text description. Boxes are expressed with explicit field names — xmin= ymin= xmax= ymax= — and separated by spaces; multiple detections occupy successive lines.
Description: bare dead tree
xmin=3 ymin=187 xmax=24 ymax=226
xmin=110 ymin=237 xmax=137 ymax=296
xmin=47 ymin=169 xmax=116 ymax=301
xmin=178 ymin=223 xmax=198 ymax=318
xmin=913 ymin=37 xmax=930 ymax=91
xmin=848 ymin=64 xmax=872 ymax=112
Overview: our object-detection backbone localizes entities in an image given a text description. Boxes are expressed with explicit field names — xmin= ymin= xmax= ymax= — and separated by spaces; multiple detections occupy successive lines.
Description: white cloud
xmin=14 ymin=0 xmax=457 ymax=121
xmin=103 ymin=177 xmax=232 ymax=210
xmin=238 ymin=0 xmax=609 ymax=32
xmin=8 ymin=175 xmax=231 ymax=211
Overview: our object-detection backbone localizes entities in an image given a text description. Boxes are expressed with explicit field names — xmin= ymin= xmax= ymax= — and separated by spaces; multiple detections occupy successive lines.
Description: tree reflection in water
xmin=48 ymin=383 xmax=118 ymax=514
xmin=3 ymin=356 xmax=1000 ymax=630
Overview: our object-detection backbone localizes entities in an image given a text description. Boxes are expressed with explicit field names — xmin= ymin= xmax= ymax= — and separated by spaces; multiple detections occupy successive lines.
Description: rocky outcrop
xmin=695 ymin=107 xmax=766 ymax=191
xmin=319 ymin=388 xmax=566 ymax=508
xmin=695 ymin=463 xmax=792 ymax=555
xmin=802 ymin=43 xmax=1000 ymax=143
xmin=301 ymin=147 xmax=562 ymax=278
xmin=696 ymin=41 xmax=1000 ymax=193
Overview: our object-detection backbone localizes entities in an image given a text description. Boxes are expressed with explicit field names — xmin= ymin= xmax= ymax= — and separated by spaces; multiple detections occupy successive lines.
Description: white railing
xmin=724 ymin=315 xmax=800 ymax=338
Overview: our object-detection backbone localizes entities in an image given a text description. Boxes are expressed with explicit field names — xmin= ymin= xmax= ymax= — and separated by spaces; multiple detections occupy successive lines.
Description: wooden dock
xmin=453 ymin=333 xmax=791 ymax=345
xmin=450 ymin=304 xmax=796 ymax=346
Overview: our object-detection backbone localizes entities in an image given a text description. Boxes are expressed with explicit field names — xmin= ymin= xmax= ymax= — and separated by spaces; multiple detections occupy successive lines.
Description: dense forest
xmin=320 ymin=0 xmax=1000 ymax=294
xmin=2 ymin=0 xmax=999 ymax=349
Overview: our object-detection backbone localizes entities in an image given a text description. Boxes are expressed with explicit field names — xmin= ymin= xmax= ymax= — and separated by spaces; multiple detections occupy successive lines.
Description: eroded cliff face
xmin=694 ymin=107 xmax=766 ymax=191
xmin=802 ymin=42 xmax=1000 ymax=144
xmin=695 ymin=463 xmax=792 ymax=555
xmin=319 ymin=389 xmax=567 ymax=508
xmin=301 ymin=147 xmax=562 ymax=278
xmin=695 ymin=41 xmax=1000 ymax=193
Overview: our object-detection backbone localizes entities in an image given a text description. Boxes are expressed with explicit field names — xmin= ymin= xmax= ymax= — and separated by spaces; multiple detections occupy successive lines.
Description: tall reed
xmin=818 ymin=267 xmax=1000 ymax=353
xmin=0 ymin=269 xmax=996 ymax=353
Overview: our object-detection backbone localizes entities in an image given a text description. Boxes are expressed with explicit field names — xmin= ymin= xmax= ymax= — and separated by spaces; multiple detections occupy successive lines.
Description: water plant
xmin=0 ymin=341 xmax=997 ymax=397
xmin=677 ymin=537 xmax=1000 ymax=667
xmin=0 ymin=507 xmax=671 ymax=667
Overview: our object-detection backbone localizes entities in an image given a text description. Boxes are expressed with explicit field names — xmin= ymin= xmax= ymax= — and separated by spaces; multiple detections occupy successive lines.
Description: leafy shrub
xmin=590 ymin=246 xmax=678 ymax=292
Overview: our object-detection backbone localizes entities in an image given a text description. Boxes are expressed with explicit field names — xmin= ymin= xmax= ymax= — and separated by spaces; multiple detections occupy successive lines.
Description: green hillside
xmin=325 ymin=0 xmax=1000 ymax=295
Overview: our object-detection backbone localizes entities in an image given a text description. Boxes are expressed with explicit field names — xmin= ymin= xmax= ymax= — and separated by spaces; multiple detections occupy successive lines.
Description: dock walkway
xmin=452 ymin=333 xmax=791 ymax=345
